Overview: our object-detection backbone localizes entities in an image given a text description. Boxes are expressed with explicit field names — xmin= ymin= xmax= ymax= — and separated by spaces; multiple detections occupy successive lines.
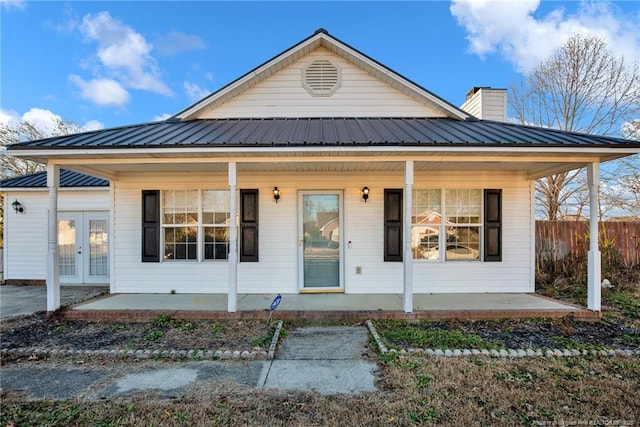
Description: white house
xmin=4 ymin=29 xmax=639 ymax=313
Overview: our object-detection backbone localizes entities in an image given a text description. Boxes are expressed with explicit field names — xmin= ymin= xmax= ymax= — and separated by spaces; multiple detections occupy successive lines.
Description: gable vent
xmin=303 ymin=59 xmax=341 ymax=96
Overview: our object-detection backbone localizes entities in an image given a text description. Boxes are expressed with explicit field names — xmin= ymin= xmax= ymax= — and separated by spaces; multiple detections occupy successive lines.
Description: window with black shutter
xmin=384 ymin=189 xmax=403 ymax=262
xmin=142 ymin=190 xmax=160 ymax=262
xmin=484 ymin=189 xmax=502 ymax=262
xmin=240 ymin=189 xmax=259 ymax=262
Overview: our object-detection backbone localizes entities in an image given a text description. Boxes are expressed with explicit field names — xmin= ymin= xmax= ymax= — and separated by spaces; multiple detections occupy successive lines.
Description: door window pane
xmin=89 ymin=219 xmax=108 ymax=276
xmin=303 ymin=194 xmax=340 ymax=288
xmin=58 ymin=219 xmax=76 ymax=276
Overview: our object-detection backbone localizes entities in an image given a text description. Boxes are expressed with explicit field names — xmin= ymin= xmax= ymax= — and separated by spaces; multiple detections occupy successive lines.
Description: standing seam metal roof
xmin=7 ymin=118 xmax=640 ymax=150
xmin=0 ymin=169 xmax=109 ymax=188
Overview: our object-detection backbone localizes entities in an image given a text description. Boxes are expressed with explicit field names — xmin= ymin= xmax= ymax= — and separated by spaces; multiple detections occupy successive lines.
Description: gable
xmin=192 ymin=47 xmax=448 ymax=119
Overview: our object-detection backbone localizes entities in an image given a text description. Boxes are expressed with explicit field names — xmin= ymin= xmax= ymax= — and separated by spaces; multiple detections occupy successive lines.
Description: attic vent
xmin=303 ymin=59 xmax=341 ymax=96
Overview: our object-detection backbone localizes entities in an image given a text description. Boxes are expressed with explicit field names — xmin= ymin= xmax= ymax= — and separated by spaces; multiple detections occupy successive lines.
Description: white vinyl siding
xmin=195 ymin=48 xmax=445 ymax=119
xmin=3 ymin=190 xmax=109 ymax=283
xmin=111 ymin=169 xmax=532 ymax=295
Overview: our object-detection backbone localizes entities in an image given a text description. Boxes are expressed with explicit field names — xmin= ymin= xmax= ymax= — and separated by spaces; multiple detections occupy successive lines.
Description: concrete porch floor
xmin=65 ymin=293 xmax=596 ymax=321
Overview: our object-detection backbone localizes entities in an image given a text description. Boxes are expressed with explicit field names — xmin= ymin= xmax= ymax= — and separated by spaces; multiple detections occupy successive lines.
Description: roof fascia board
xmin=0 ymin=187 xmax=109 ymax=193
xmin=9 ymin=146 xmax=640 ymax=158
xmin=174 ymin=30 xmax=469 ymax=121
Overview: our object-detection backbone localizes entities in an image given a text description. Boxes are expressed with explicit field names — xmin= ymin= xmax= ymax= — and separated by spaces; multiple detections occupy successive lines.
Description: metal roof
xmin=0 ymin=169 xmax=109 ymax=189
xmin=8 ymin=118 xmax=640 ymax=151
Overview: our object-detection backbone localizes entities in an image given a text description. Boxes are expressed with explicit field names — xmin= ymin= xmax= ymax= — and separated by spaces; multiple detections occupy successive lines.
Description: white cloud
xmin=183 ymin=81 xmax=210 ymax=101
xmin=450 ymin=0 xmax=640 ymax=72
xmin=152 ymin=113 xmax=172 ymax=122
xmin=0 ymin=109 xmax=19 ymax=126
xmin=77 ymin=11 xmax=172 ymax=97
xmin=0 ymin=0 xmax=25 ymax=11
xmin=21 ymin=108 xmax=64 ymax=136
xmin=69 ymin=75 xmax=130 ymax=107
xmin=81 ymin=120 xmax=104 ymax=132
xmin=154 ymin=31 xmax=206 ymax=56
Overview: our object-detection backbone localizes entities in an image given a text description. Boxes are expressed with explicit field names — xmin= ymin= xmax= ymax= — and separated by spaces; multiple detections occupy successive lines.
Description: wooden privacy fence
xmin=536 ymin=221 xmax=640 ymax=267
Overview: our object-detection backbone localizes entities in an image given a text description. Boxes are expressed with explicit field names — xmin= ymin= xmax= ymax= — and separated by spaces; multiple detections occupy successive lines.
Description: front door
xmin=298 ymin=192 xmax=343 ymax=291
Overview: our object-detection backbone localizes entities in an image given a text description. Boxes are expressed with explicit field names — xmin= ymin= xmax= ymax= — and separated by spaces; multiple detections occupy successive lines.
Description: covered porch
xmin=62 ymin=292 xmax=596 ymax=321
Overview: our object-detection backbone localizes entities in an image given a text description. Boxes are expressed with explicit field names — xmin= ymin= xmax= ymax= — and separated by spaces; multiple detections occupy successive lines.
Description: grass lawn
xmin=2 ymin=356 xmax=638 ymax=426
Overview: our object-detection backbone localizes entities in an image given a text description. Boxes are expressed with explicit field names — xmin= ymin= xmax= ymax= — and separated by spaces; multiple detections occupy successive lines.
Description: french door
xmin=58 ymin=212 xmax=109 ymax=284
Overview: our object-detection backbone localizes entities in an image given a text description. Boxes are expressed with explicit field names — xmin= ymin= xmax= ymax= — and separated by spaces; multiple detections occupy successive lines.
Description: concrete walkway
xmin=1 ymin=327 xmax=378 ymax=399
xmin=263 ymin=326 xmax=377 ymax=394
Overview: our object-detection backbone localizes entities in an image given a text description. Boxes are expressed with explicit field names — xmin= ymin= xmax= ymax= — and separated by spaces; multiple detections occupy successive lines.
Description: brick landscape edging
xmin=365 ymin=320 xmax=640 ymax=358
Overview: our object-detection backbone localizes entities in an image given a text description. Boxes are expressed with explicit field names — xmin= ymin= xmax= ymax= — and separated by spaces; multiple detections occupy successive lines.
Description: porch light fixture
xmin=361 ymin=187 xmax=370 ymax=203
xmin=273 ymin=187 xmax=280 ymax=203
xmin=12 ymin=199 xmax=24 ymax=213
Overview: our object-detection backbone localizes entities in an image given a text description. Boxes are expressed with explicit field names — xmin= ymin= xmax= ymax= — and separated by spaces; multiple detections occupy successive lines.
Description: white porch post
xmin=46 ymin=164 xmax=60 ymax=313
xmin=228 ymin=162 xmax=238 ymax=313
xmin=403 ymin=160 xmax=414 ymax=313
xmin=587 ymin=162 xmax=601 ymax=311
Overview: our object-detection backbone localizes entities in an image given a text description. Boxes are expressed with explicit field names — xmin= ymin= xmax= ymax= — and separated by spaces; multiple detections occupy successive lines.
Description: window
xmin=161 ymin=190 xmax=230 ymax=261
xmin=411 ymin=189 xmax=482 ymax=261
xmin=202 ymin=190 xmax=231 ymax=260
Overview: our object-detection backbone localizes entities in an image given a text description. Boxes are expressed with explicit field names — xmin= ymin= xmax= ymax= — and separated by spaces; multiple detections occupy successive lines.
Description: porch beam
xmin=587 ymin=162 xmax=601 ymax=311
xmin=403 ymin=160 xmax=414 ymax=313
xmin=46 ymin=164 xmax=60 ymax=313
xmin=228 ymin=161 xmax=238 ymax=313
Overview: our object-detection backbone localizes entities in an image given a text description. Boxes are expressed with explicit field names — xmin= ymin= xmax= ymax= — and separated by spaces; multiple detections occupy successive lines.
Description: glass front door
xmin=299 ymin=192 xmax=342 ymax=290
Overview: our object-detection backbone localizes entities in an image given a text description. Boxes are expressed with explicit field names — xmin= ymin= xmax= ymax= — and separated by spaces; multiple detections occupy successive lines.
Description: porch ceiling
xmin=59 ymin=157 xmax=588 ymax=180
xmin=60 ymin=153 xmax=597 ymax=180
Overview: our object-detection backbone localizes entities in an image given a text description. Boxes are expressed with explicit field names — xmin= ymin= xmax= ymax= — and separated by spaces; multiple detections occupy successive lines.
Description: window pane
xmin=163 ymin=190 xmax=198 ymax=225
xmin=445 ymin=226 xmax=480 ymax=260
xmin=412 ymin=190 xmax=441 ymax=259
xmin=164 ymin=226 xmax=197 ymax=260
xmin=204 ymin=226 xmax=229 ymax=260
xmin=202 ymin=190 xmax=230 ymax=225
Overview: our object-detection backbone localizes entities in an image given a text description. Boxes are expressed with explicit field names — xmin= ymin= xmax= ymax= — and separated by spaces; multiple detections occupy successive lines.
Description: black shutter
xmin=384 ymin=189 xmax=403 ymax=262
xmin=142 ymin=190 xmax=160 ymax=262
xmin=240 ymin=189 xmax=259 ymax=262
xmin=484 ymin=189 xmax=502 ymax=262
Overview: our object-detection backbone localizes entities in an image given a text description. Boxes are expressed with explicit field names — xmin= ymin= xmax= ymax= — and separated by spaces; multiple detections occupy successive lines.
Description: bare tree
xmin=1 ymin=119 xmax=80 ymax=179
xmin=510 ymin=34 xmax=640 ymax=219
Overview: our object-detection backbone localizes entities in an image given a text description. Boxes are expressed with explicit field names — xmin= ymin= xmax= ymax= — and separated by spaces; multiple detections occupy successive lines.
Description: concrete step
xmin=276 ymin=326 xmax=368 ymax=360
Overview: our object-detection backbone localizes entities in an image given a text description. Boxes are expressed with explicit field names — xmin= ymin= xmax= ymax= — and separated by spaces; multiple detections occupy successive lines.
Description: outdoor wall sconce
xmin=273 ymin=187 xmax=280 ymax=203
xmin=361 ymin=186 xmax=370 ymax=203
xmin=12 ymin=199 xmax=24 ymax=213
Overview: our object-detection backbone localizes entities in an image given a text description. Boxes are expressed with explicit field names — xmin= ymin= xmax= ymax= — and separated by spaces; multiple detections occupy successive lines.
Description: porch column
xmin=403 ymin=160 xmax=414 ymax=313
xmin=46 ymin=164 xmax=60 ymax=313
xmin=228 ymin=162 xmax=238 ymax=312
xmin=587 ymin=162 xmax=601 ymax=311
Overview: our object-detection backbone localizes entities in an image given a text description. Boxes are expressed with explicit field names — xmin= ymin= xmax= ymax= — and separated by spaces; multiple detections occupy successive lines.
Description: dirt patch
xmin=1 ymin=313 xmax=274 ymax=352
xmin=374 ymin=317 xmax=640 ymax=350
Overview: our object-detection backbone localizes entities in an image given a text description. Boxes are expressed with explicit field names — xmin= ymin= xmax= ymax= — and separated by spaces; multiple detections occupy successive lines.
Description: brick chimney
xmin=460 ymin=87 xmax=507 ymax=122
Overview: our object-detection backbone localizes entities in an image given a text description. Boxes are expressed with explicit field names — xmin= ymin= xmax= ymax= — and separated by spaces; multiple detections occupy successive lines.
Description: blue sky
xmin=1 ymin=1 xmax=639 ymax=134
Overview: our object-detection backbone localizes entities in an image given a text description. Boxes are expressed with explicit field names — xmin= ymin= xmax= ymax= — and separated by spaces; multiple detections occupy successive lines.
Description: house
xmin=4 ymin=29 xmax=639 ymax=314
